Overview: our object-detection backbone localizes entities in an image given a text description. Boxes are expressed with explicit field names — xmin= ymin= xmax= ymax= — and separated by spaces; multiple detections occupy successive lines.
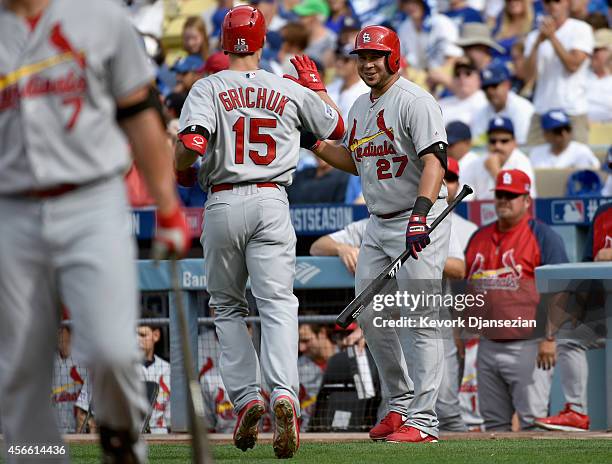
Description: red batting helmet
xmin=350 ymin=26 xmax=401 ymax=74
xmin=221 ymin=5 xmax=266 ymax=55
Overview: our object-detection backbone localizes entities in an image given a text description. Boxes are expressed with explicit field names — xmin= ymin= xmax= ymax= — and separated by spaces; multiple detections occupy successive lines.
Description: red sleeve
xmin=328 ymin=113 xmax=345 ymax=140
xmin=178 ymin=132 xmax=208 ymax=156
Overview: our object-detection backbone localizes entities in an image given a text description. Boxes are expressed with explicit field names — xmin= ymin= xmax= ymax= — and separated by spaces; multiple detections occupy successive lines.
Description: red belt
xmin=211 ymin=182 xmax=279 ymax=193
xmin=376 ymin=208 xmax=411 ymax=219
xmin=9 ymin=175 xmax=113 ymax=199
xmin=21 ymin=184 xmax=81 ymax=198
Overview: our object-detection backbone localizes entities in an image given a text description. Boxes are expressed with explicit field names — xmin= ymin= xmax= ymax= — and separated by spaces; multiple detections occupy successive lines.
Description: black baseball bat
xmin=171 ymin=260 xmax=214 ymax=464
xmin=336 ymin=185 xmax=473 ymax=328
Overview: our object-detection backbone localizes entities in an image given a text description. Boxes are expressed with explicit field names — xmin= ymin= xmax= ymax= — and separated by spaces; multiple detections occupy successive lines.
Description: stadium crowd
xmin=47 ymin=0 xmax=611 ymax=438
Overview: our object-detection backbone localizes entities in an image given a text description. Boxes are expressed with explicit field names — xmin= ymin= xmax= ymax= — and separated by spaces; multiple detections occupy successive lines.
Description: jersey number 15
xmin=232 ymin=116 xmax=276 ymax=165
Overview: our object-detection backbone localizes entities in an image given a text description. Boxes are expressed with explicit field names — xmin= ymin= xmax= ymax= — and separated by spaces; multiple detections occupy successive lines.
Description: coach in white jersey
xmin=0 ymin=1 xmax=189 ymax=462
xmin=306 ymin=25 xmax=451 ymax=443
xmin=175 ymin=5 xmax=344 ymax=459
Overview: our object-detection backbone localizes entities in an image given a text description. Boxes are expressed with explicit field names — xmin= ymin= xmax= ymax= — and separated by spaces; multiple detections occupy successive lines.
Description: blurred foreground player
xmin=175 ymin=5 xmax=344 ymax=458
xmin=0 ymin=0 xmax=189 ymax=462
xmin=306 ymin=25 xmax=451 ymax=443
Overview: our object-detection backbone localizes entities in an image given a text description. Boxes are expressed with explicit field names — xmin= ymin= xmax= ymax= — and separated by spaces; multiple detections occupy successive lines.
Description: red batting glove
xmin=153 ymin=205 xmax=190 ymax=260
xmin=284 ymin=55 xmax=326 ymax=92
xmin=405 ymin=214 xmax=430 ymax=260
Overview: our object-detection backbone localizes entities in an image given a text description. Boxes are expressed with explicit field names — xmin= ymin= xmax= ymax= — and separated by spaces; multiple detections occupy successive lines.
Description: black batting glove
xmin=405 ymin=214 xmax=430 ymax=259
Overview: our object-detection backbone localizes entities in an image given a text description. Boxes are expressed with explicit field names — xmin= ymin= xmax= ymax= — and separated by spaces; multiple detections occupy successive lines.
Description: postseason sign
xmin=130 ymin=197 xmax=607 ymax=239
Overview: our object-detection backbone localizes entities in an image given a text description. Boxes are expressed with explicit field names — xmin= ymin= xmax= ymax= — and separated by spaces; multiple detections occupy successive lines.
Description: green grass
xmin=63 ymin=440 xmax=612 ymax=464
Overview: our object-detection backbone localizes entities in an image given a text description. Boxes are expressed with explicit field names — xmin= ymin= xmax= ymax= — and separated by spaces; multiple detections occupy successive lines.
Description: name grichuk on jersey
xmin=0 ymin=0 xmax=154 ymax=193
xmin=342 ymin=76 xmax=448 ymax=216
xmin=178 ymin=69 xmax=339 ymax=188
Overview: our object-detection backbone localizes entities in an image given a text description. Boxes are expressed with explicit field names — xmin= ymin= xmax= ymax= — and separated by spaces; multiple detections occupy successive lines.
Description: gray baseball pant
xmin=356 ymin=199 xmax=450 ymax=438
xmin=477 ymin=338 xmax=552 ymax=431
xmin=202 ymin=185 xmax=300 ymax=416
xmin=0 ymin=177 xmax=148 ymax=463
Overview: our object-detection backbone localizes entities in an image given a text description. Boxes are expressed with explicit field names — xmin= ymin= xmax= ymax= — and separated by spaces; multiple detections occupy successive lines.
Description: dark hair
xmin=139 ymin=310 xmax=163 ymax=330
xmin=586 ymin=12 xmax=610 ymax=31
xmin=281 ymin=22 xmax=310 ymax=51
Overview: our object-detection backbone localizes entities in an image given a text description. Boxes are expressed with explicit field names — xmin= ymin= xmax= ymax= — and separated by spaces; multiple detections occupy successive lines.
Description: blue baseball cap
xmin=541 ymin=109 xmax=571 ymax=131
xmin=487 ymin=116 xmax=514 ymax=135
xmin=446 ymin=121 xmax=472 ymax=145
xmin=480 ymin=63 xmax=510 ymax=88
xmin=171 ymin=55 xmax=205 ymax=74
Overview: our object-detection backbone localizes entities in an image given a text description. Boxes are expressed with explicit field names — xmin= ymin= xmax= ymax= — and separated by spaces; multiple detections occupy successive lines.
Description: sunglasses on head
xmin=495 ymin=191 xmax=523 ymax=200
xmin=543 ymin=0 xmax=561 ymax=4
xmin=488 ymin=136 xmax=513 ymax=145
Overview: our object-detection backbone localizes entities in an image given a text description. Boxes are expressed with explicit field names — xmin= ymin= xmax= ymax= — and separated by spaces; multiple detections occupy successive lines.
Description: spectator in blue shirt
xmin=287 ymin=158 xmax=362 ymax=204
xmin=492 ymin=0 xmax=537 ymax=63
xmin=445 ymin=0 xmax=484 ymax=30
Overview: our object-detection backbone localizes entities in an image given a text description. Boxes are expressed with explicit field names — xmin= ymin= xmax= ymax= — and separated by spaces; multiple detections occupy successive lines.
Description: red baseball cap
xmin=197 ymin=51 xmax=230 ymax=75
xmin=494 ymin=169 xmax=531 ymax=194
xmin=446 ymin=157 xmax=459 ymax=178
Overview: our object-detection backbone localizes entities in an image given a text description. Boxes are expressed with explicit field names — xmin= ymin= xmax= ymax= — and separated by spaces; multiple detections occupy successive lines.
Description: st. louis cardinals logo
xmin=0 ymin=23 xmax=87 ymax=130
xmin=362 ymin=32 xmax=371 ymax=43
xmin=468 ymin=250 xmax=523 ymax=290
xmin=52 ymin=365 xmax=85 ymax=403
xmin=349 ymin=111 xmax=395 ymax=151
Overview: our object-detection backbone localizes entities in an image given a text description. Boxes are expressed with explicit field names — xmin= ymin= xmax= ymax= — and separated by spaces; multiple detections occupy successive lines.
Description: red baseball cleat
xmin=534 ymin=403 xmax=590 ymax=431
xmin=386 ymin=425 xmax=439 ymax=443
xmin=273 ymin=396 xmax=300 ymax=459
xmin=369 ymin=411 xmax=405 ymax=441
xmin=233 ymin=399 xmax=266 ymax=451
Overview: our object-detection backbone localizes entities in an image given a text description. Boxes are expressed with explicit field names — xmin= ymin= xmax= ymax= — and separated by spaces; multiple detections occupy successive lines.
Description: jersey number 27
xmin=232 ymin=116 xmax=276 ymax=165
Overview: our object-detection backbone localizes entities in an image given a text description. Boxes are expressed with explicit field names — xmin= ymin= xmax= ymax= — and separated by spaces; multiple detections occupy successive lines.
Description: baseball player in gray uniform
xmin=174 ymin=5 xmax=344 ymax=458
xmin=0 ymin=1 xmax=189 ymax=462
xmin=305 ymin=25 xmax=451 ymax=443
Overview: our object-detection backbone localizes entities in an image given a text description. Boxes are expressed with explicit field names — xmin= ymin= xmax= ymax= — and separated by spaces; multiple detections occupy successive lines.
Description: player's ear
xmin=152 ymin=328 xmax=161 ymax=343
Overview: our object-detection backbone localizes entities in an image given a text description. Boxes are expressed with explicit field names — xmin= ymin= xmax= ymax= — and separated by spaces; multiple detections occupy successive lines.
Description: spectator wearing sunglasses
xmin=439 ymin=58 xmax=488 ymax=128
xmin=471 ymin=63 xmax=534 ymax=145
xmin=529 ymin=110 xmax=601 ymax=169
xmin=523 ymin=0 xmax=594 ymax=145
xmin=464 ymin=168 xmax=568 ymax=431
xmin=461 ymin=117 xmax=536 ymax=200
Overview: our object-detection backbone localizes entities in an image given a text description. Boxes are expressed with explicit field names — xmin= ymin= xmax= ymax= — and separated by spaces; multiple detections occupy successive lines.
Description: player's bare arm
xmin=310 ymin=236 xmax=359 ymax=274
xmin=118 ymin=85 xmax=180 ymax=216
xmin=443 ymin=257 xmax=466 ymax=279
xmin=175 ymin=141 xmax=200 ymax=171
xmin=417 ymin=153 xmax=445 ymax=203
xmin=312 ymin=142 xmax=358 ymax=175
xmin=405 ymin=152 xmax=445 ymax=259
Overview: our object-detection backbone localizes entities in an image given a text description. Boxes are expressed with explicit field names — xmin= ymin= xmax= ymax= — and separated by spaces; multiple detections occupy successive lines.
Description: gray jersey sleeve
xmin=328 ymin=218 xmax=368 ymax=248
xmin=406 ymin=96 xmax=447 ymax=154
xmin=107 ymin=7 xmax=155 ymax=98
xmin=295 ymin=83 xmax=339 ymax=140
xmin=179 ymin=79 xmax=217 ymax=135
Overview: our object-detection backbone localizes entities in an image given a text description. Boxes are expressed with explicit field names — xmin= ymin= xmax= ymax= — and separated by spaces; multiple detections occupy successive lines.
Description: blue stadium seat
xmin=565 ymin=170 xmax=603 ymax=197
